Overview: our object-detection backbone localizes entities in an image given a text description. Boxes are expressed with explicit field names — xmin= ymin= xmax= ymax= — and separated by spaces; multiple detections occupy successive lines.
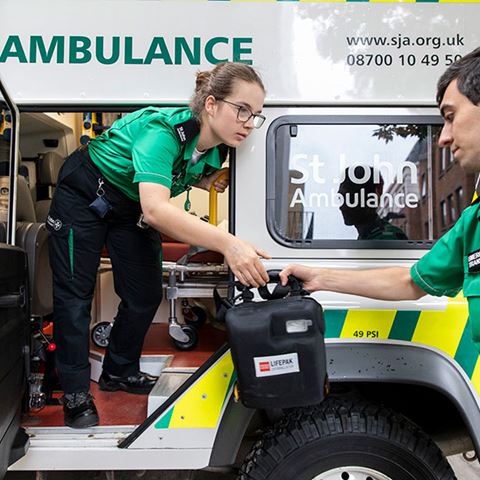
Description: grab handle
xmin=209 ymin=170 xmax=229 ymax=226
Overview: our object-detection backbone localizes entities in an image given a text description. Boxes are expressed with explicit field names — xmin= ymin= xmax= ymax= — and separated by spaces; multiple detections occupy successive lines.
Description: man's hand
xmin=280 ymin=265 xmax=321 ymax=292
xmin=195 ymin=168 xmax=229 ymax=193
xmin=223 ymin=238 xmax=271 ymax=288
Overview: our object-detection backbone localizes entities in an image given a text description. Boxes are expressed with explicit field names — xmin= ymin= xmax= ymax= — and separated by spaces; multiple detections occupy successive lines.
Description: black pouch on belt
xmin=89 ymin=195 xmax=112 ymax=218
xmin=217 ymin=270 xmax=328 ymax=409
xmin=89 ymin=178 xmax=112 ymax=218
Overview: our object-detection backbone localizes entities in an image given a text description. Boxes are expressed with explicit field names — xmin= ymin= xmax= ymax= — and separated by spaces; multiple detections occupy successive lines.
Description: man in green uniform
xmin=280 ymin=47 xmax=480 ymax=350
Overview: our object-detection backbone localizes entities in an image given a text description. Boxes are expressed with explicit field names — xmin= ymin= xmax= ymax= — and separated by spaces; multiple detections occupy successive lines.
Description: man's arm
xmin=280 ymin=265 xmax=426 ymax=301
xmin=139 ymin=182 xmax=270 ymax=287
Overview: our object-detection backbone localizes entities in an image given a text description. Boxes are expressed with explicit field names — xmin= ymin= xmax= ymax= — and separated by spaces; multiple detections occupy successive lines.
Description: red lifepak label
xmin=259 ymin=362 xmax=271 ymax=372
xmin=254 ymin=353 xmax=300 ymax=378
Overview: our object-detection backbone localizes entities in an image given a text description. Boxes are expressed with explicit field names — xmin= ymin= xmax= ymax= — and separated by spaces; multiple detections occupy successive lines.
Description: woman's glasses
xmin=218 ymin=99 xmax=266 ymax=129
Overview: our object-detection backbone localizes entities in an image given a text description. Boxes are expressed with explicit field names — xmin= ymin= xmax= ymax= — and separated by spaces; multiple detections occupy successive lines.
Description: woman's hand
xmin=223 ymin=237 xmax=271 ymax=288
xmin=279 ymin=265 xmax=322 ymax=292
xmin=195 ymin=168 xmax=229 ymax=193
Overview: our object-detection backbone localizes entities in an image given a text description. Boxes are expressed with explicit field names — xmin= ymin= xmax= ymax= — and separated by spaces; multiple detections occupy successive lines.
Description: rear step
xmin=147 ymin=368 xmax=194 ymax=416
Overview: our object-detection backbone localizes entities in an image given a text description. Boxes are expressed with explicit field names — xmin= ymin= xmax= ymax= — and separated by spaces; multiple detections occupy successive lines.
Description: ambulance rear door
xmin=0 ymin=75 xmax=30 ymax=480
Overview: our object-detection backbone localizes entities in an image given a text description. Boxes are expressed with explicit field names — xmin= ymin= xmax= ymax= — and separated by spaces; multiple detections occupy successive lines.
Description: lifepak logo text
xmin=254 ymin=353 xmax=300 ymax=378
xmin=468 ymin=249 xmax=480 ymax=273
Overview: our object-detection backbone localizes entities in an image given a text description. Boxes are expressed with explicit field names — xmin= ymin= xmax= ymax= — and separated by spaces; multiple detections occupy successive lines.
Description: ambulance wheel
xmin=238 ymin=397 xmax=455 ymax=480
xmin=184 ymin=306 xmax=207 ymax=328
xmin=91 ymin=322 xmax=112 ymax=348
xmin=172 ymin=325 xmax=198 ymax=351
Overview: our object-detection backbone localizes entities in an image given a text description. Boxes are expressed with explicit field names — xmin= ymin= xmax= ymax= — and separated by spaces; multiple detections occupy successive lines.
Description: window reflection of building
xmin=378 ymin=138 xmax=425 ymax=239
xmin=404 ymin=137 xmax=429 ymax=239
xmin=278 ymin=122 xmax=476 ymax=247
xmin=381 ymin=131 xmax=474 ymax=240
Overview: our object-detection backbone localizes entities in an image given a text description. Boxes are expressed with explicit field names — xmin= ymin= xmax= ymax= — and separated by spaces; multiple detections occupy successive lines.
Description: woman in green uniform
xmin=47 ymin=62 xmax=269 ymax=428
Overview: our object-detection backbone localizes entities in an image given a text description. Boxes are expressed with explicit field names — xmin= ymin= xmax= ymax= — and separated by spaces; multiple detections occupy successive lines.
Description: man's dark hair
xmin=437 ymin=47 xmax=480 ymax=105
xmin=340 ymin=166 xmax=383 ymax=196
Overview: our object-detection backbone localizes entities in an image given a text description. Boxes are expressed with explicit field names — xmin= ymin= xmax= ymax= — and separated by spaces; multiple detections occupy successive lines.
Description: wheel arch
xmin=209 ymin=339 xmax=480 ymax=467
xmin=325 ymin=339 xmax=480 ymax=453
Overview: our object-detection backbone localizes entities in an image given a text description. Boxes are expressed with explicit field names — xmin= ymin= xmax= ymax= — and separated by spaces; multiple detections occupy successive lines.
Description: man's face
xmin=439 ymin=79 xmax=480 ymax=173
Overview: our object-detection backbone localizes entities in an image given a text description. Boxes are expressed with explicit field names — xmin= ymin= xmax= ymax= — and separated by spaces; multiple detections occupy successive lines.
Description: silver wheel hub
xmin=313 ymin=466 xmax=392 ymax=480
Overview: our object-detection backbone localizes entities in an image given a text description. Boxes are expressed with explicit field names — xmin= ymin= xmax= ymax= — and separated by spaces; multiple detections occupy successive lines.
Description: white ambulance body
xmin=1 ymin=1 xmax=480 ymax=479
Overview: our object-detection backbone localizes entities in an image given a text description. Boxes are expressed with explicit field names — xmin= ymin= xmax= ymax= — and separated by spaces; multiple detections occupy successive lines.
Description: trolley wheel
xmin=91 ymin=321 xmax=112 ymax=348
xmin=172 ymin=325 xmax=198 ymax=351
xmin=184 ymin=306 xmax=207 ymax=328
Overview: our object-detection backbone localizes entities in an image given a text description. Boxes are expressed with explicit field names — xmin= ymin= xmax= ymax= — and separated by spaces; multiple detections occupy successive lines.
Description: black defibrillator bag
xmin=220 ymin=271 xmax=327 ymax=409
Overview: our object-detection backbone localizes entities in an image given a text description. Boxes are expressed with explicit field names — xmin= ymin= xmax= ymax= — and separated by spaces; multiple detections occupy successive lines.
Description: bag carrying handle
xmin=257 ymin=269 xmax=305 ymax=300
xmin=214 ymin=270 xmax=307 ymax=322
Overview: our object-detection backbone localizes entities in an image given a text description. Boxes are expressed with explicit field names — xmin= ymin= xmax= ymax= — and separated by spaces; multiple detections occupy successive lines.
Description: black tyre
xmin=184 ymin=306 xmax=207 ymax=327
xmin=239 ymin=398 xmax=455 ymax=480
xmin=91 ymin=321 xmax=112 ymax=348
xmin=172 ymin=325 xmax=198 ymax=351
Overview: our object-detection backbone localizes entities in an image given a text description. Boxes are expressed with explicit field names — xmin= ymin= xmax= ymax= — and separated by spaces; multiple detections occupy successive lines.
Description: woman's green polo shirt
xmin=88 ymin=107 xmax=226 ymax=201
xmin=411 ymin=199 xmax=480 ymax=347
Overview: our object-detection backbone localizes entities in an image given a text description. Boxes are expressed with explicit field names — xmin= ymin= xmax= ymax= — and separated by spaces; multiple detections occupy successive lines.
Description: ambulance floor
xmin=22 ymin=322 xmax=227 ymax=428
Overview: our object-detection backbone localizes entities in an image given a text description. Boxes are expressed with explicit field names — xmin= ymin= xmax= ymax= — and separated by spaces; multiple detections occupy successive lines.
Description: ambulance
xmin=0 ymin=1 xmax=479 ymax=479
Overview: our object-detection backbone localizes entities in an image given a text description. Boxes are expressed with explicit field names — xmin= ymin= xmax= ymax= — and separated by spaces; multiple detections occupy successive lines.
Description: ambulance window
xmin=267 ymin=118 xmax=476 ymax=249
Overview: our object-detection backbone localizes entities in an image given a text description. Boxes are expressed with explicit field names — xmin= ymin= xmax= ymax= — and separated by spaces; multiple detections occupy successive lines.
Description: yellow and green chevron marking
xmin=156 ymin=293 xmax=479 ymax=430
xmin=326 ymin=293 xmax=480 ymax=389
xmin=155 ymin=352 xmax=236 ymax=429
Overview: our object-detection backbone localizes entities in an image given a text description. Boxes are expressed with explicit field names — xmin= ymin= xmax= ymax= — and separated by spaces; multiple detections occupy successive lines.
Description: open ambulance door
xmin=0 ymin=75 xmax=30 ymax=479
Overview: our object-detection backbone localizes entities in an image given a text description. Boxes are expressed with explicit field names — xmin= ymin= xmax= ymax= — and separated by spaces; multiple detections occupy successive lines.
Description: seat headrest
xmin=0 ymin=175 xmax=36 ymax=222
xmin=0 ymin=149 xmax=23 ymax=173
xmin=39 ymin=151 xmax=64 ymax=185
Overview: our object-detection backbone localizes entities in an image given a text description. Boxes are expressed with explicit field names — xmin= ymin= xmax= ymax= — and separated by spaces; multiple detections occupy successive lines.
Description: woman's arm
xmin=279 ymin=265 xmax=426 ymax=301
xmin=140 ymin=182 xmax=270 ymax=287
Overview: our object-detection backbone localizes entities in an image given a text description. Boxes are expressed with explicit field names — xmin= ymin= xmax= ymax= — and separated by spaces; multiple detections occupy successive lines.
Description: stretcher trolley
xmin=90 ymin=174 xmax=230 ymax=351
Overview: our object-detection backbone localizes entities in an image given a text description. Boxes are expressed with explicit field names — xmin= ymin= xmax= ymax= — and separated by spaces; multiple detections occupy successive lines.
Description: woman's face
xmin=206 ymin=80 xmax=266 ymax=148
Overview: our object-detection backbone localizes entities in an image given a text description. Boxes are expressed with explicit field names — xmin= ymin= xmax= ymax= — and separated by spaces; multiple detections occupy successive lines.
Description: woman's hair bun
xmin=195 ymin=71 xmax=211 ymax=93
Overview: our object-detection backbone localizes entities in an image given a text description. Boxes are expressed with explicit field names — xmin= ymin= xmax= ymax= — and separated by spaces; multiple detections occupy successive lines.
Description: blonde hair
xmin=190 ymin=62 xmax=265 ymax=118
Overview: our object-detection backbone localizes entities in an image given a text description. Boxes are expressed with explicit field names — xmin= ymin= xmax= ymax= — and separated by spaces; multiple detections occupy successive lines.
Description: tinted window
xmin=267 ymin=117 xmax=476 ymax=248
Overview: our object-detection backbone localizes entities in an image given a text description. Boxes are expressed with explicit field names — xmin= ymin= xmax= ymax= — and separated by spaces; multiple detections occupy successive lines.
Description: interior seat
xmin=0 ymin=149 xmax=29 ymax=181
xmin=0 ymin=175 xmax=52 ymax=317
xmin=35 ymin=151 xmax=64 ymax=223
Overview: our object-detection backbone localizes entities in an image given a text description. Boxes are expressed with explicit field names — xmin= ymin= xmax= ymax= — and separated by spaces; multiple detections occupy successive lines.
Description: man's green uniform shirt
xmin=411 ymin=199 xmax=480 ymax=348
xmin=88 ymin=107 xmax=226 ymax=202
xmin=358 ymin=217 xmax=408 ymax=241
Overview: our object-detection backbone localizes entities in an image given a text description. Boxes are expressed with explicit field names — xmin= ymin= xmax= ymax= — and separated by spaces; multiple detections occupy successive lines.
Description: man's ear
xmin=204 ymin=95 xmax=217 ymax=117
